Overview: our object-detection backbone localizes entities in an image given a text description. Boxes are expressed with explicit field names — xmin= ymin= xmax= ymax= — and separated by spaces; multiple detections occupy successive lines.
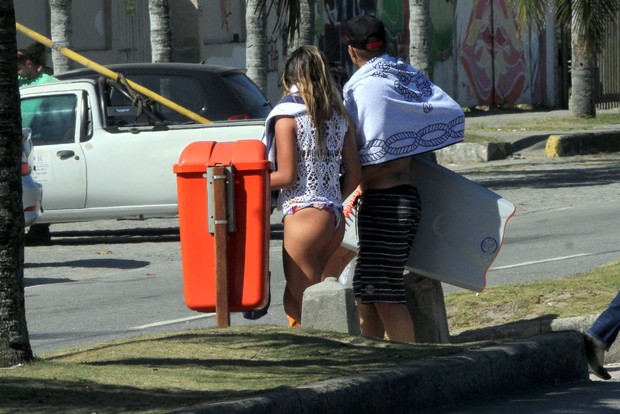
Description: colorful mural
xmin=457 ymin=0 xmax=531 ymax=105
xmin=312 ymin=0 xmax=546 ymax=107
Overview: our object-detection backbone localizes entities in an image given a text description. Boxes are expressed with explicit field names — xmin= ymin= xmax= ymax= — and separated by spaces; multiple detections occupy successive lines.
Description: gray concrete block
xmin=436 ymin=142 xmax=511 ymax=163
xmin=404 ymin=272 xmax=450 ymax=343
xmin=301 ymin=277 xmax=360 ymax=335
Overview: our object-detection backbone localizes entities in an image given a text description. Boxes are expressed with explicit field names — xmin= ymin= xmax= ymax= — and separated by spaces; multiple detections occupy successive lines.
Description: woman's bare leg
xmin=282 ymin=207 xmax=345 ymax=323
xmin=322 ymin=245 xmax=356 ymax=280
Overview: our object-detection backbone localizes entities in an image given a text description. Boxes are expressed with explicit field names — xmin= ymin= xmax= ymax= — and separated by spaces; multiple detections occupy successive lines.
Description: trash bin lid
xmin=173 ymin=140 xmax=272 ymax=174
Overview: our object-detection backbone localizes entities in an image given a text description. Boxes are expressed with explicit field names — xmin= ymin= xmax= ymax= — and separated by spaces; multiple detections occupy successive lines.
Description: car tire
xmin=25 ymin=223 xmax=51 ymax=245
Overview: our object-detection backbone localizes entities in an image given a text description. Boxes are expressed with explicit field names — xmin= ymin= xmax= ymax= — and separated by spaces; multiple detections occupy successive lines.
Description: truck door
xmin=23 ymin=92 xmax=87 ymax=210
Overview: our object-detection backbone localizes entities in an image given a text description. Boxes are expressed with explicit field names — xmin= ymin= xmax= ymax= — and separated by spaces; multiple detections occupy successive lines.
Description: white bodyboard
xmin=341 ymin=156 xmax=515 ymax=292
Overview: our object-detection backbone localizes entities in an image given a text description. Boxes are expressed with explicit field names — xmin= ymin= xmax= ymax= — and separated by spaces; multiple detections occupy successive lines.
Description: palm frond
xmin=506 ymin=0 xmax=547 ymax=33
xmin=512 ymin=0 xmax=620 ymax=59
xmin=568 ymin=0 xmax=620 ymax=58
xmin=253 ymin=0 xmax=301 ymax=42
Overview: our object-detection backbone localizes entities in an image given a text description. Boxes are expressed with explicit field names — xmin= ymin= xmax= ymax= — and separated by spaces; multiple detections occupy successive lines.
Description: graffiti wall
xmin=313 ymin=0 xmax=549 ymax=108
xmin=15 ymin=0 xmax=552 ymax=108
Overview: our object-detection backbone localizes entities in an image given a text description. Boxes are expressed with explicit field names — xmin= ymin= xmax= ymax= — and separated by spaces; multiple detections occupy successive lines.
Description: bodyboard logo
xmin=480 ymin=237 xmax=498 ymax=254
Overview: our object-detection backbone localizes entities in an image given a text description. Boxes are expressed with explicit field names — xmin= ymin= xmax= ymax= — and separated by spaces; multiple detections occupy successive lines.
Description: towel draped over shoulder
xmin=343 ymin=55 xmax=464 ymax=166
xmin=261 ymin=87 xmax=306 ymax=165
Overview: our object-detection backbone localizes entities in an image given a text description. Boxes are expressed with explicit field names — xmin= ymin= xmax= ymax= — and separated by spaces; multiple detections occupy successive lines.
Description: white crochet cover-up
xmin=278 ymin=111 xmax=348 ymax=213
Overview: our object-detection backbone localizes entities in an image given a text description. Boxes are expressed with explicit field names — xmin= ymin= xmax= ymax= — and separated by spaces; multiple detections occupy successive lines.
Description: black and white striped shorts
xmin=353 ymin=185 xmax=421 ymax=304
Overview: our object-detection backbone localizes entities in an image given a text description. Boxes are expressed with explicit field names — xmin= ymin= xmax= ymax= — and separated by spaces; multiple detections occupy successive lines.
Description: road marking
xmin=492 ymin=253 xmax=592 ymax=270
xmin=130 ymin=313 xmax=214 ymax=330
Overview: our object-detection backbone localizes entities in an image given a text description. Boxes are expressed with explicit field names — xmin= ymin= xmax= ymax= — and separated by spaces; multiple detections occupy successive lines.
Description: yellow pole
xmin=16 ymin=22 xmax=212 ymax=124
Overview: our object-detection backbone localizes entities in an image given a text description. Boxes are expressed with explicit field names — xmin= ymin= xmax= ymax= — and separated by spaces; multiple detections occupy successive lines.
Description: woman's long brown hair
xmin=281 ymin=45 xmax=350 ymax=153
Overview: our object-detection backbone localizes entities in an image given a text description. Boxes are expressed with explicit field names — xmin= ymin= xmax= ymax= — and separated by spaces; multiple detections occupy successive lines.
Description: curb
xmin=545 ymin=130 xmax=620 ymax=157
xmin=176 ymin=331 xmax=588 ymax=414
xmin=436 ymin=129 xmax=620 ymax=164
xmin=451 ymin=314 xmax=620 ymax=365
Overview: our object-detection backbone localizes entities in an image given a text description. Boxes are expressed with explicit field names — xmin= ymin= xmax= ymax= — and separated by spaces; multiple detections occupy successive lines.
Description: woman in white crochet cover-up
xmin=263 ymin=45 xmax=361 ymax=326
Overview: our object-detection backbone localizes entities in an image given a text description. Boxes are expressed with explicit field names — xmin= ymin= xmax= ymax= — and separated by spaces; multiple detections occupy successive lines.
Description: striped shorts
xmin=353 ymin=185 xmax=421 ymax=304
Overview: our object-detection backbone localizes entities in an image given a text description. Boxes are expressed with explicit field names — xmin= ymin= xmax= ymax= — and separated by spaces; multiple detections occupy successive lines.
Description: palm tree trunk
xmin=246 ymin=0 xmax=268 ymax=94
xmin=509 ymin=0 xmax=620 ymax=116
xmin=148 ymin=0 xmax=174 ymax=63
xmin=569 ymin=13 xmax=596 ymax=117
xmin=0 ymin=0 xmax=33 ymax=367
xmin=408 ymin=0 xmax=431 ymax=77
xmin=49 ymin=0 xmax=72 ymax=74
xmin=406 ymin=0 xmax=450 ymax=343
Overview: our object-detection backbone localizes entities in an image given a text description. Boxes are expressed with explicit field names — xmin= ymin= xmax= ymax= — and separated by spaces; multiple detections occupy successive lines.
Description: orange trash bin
xmin=173 ymin=140 xmax=272 ymax=313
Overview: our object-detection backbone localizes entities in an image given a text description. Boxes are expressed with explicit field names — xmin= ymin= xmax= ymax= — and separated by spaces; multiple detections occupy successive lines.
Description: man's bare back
xmin=361 ymin=157 xmax=412 ymax=190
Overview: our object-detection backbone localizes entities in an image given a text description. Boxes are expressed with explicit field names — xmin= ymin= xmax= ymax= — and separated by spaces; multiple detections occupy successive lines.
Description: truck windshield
xmin=221 ymin=73 xmax=272 ymax=120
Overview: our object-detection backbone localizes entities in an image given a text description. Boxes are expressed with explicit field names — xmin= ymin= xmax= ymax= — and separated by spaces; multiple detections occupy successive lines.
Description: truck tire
xmin=26 ymin=223 xmax=51 ymax=245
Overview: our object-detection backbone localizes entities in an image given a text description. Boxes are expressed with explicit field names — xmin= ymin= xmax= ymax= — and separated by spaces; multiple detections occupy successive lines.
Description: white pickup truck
xmin=19 ymin=63 xmax=270 ymax=228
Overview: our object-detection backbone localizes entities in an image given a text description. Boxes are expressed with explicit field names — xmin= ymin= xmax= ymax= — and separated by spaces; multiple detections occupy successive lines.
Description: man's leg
xmin=357 ymin=300 xmax=385 ymax=339
xmin=584 ymin=291 xmax=620 ymax=380
xmin=353 ymin=186 xmax=420 ymax=343
xmin=587 ymin=291 xmax=620 ymax=349
xmin=375 ymin=302 xmax=415 ymax=343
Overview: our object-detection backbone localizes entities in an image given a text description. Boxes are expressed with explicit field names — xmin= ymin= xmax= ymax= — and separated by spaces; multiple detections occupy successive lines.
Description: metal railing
xmin=595 ymin=14 xmax=620 ymax=110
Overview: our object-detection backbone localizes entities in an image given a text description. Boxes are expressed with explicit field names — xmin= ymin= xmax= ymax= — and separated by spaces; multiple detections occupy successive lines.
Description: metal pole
xmin=211 ymin=166 xmax=230 ymax=327
xmin=16 ymin=22 xmax=212 ymax=124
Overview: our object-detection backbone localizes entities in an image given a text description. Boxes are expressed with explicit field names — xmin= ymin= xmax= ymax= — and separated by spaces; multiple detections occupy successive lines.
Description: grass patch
xmin=1 ymin=261 xmax=618 ymax=413
xmin=446 ymin=261 xmax=619 ymax=332
xmin=0 ymin=326 xmax=471 ymax=413
xmin=467 ymin=113 xmax=620 ymax=133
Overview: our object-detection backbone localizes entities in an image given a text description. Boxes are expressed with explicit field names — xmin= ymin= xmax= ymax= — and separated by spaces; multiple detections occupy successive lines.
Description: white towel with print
xmin=343 ymin=54 xmax=464 ymax=166
xmin=262 ymin=86 xmax=306 ymax=165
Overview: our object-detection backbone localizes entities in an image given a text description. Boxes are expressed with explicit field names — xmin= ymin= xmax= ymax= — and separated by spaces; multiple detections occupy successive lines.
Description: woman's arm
xmin=340 ymin=124 xmax=362 ymax=200
xmin=270 ymin=116 xmax=298 ymax=190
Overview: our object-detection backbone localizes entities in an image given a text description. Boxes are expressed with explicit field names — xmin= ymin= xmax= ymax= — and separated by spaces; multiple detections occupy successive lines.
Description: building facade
xmin=15 ymin=0 xmax=559 ymax=109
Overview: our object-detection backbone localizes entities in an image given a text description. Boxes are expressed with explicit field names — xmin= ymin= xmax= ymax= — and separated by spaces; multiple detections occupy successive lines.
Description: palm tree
xmin=148 ymin=0 xmax=173 ymax=63
xmin=408 ymin=0 xmax=431 ymax=77
xmin=255 ymin=0 xmax=301 ymax=43
xmin=404 ymin=0 xmax=451 ymax=343
xmin=289 ymin=0 xmax=315 ymax=51
xmin=0 ymin=0 xmax=33 ymax=367
xmin=48 ymin=0 xmax=72 ymax=73
xmin=509 ymin=0 xmax=620 ymax=117
xmin=246 ymin=0 xmax=268 ymax=94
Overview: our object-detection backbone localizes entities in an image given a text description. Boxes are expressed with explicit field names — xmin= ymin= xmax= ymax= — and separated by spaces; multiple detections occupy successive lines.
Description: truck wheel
xmin=26 ymin=223 xmax=51 ymax=245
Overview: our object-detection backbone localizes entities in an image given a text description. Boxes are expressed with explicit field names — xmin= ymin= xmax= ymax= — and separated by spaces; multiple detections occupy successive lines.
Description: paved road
xmin=24 ymin=150 xmax=620 ymax=356
xmin=24 ymin=216 xmax=289 ymax=355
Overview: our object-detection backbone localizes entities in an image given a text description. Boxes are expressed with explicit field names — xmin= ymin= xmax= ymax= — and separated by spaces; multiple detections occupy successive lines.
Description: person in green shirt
xmin=17 ymin=50 xmax=58 ymax=88
xmin=17 ymin=48 xmax=58 ymax=87
xmin=18 ymin=48 xmax=59 ymax=129
xmin=24 ymin=42 xmax=54 ymax=76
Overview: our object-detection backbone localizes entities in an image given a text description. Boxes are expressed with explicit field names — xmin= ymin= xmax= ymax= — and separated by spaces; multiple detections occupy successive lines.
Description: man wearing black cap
xmin=342 ymin=15 xmax=464 ymax=343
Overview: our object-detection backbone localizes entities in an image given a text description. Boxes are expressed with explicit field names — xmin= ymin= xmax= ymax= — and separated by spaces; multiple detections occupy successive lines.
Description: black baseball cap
xmin=345 ymin=15 xmax=386 ymax=50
